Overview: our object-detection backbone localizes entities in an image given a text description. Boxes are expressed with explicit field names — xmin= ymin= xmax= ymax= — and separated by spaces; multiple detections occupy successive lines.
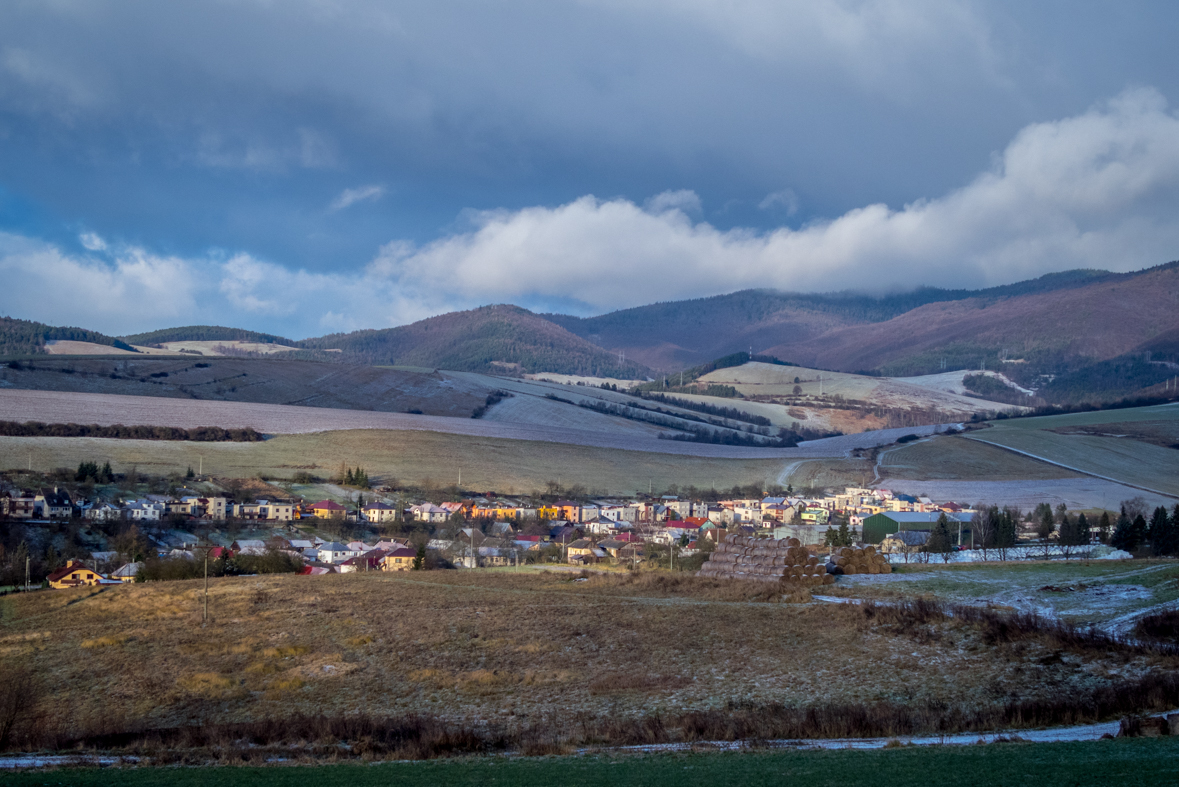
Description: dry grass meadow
xmin=3 ymin=568 xmax=1176 ymax=757
xmin=0 ymin=429 xmax=786 ymax=495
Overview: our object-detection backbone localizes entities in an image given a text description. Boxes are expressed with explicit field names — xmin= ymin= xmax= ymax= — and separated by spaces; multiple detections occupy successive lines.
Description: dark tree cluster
xmin=0 ymin=421 xmax=264 ymax=442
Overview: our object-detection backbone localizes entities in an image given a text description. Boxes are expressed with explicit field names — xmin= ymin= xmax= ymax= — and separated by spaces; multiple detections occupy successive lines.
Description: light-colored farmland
xmin=0 ymin=388 xmax=800 ymax=458
xmin=893 ymin=369 xmax=1033 ymax=397
xmin=880 ymin=477 xmax=1176 ymax=512
xmin=477 ymin=391 xmax=673 ymax=437
xmin=698 ymin=362 xmax=1024 ymax=418
xmin=41 ymin=339 xmax=298 ymax=357
xmin=523 ymin=372 xmax=643 ymax=387
xmin=43 ymin=340 xmax=137 ymax=356
xmin=0 ymin=430 xmax=787 ymax=494
xmin=156 ymin=340 xmax=299 ymax=356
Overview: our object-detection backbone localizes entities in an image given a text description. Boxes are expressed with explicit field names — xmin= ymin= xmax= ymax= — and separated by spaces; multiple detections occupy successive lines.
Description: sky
xmin=2 ymin=0 xmax=1179 ymax=338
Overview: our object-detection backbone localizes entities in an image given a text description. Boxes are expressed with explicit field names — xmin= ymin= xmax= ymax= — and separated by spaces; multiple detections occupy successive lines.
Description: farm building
xmin=862 ymin=511 xmax=973 ymax=545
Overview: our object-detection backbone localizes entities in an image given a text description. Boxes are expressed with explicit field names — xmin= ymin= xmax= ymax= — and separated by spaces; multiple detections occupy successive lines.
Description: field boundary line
xmin=961 ymin=435 xmax=1179 ymax=500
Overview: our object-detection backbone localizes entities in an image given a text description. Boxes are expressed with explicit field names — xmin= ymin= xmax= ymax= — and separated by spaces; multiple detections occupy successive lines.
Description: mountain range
xmin=4 ymin=261 xmax=1178 ymax=402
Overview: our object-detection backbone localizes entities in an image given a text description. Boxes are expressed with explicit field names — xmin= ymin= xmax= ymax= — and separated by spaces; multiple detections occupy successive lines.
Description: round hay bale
xmin=839 ymin=547 xmax=853 ymax=557
xmin=822 ymin=573 xmax=836 ymax=585
xmin=867 ymin=563 xmax=880 ymax=574
xmin=863 ymin=545 xmax=876 ymax=557
xmin=806 ymin=556 xmax=819 ymax=566
xmin=815 ymin=564 xmax=826 ymax=575
xmin=836 ymin=557 xmax=849 ymax=567
xmin=787 ymin=537 xmax=801 ymax=547
xmin=880 ymin=562 xmax=893 ymax=574
xmin=853 ymin=548 xmax=865 ymax=558
xmin=844 ymin=564 xmax=859 ymax=575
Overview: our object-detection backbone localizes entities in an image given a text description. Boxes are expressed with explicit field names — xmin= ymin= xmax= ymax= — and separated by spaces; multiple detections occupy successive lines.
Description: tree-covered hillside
xmin=0 ymin=316 xmax=136 ymax=356
xmin=300 ymin=304 xmax=651 ymax=378
xmin=121 ymin=325 xmax=295 ymax=346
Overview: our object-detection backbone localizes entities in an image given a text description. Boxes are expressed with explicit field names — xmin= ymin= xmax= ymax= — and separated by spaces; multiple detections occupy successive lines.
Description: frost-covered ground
xmin=831 ymin=559 xmax=1179 ymax=631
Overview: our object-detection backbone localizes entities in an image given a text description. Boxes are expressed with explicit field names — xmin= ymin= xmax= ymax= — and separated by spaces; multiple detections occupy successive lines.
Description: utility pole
xmin=199 ymin=456 xmax=203 ymax=475
xmin=25 ymin=555 xmax=30 ymax=591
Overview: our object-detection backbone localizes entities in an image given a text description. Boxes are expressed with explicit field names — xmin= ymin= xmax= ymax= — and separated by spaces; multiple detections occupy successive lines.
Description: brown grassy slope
xmin=0 ymin=429 xmax=786 ymax=494
xmin=772 ymin=265 xmax=1179 ymax=372
xmin=302 ymin=305 xmax=649 ymax=378
xmin=1 ymin=571 xmax=1164 ymax=739
xmin=0 ymin=357 xmax=492 ymax=417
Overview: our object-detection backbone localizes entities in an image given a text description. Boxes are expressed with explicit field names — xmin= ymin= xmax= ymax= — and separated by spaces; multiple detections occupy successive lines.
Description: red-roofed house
xmin=47 ymin=561 xmax=106 ymax=589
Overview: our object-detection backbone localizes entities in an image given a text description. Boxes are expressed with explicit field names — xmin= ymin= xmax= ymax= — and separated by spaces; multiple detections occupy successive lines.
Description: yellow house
xmin=382 ymin=546 xmax=417 ymax=571
xmin=473 ymin=504 xmax=517 ymax=520
xmin=47 ymin=561 xmax=106 ymax=589
xmin=537 ymin=505 xmax=559 ymax=520
xmin=309 ymin=500 xmax=347 ymax=519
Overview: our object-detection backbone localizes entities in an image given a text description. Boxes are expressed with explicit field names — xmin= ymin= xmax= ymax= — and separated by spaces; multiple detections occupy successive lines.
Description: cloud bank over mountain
xmin=3 ymin=88 xmax=1178 ymax=337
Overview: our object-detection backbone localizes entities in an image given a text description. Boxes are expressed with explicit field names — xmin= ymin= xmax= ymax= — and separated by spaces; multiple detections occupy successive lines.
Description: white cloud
xmin=644 ymin=189 xmax=702 ymax=215
xmin=78 ymin=232 xmax=106 ymax=251
xmin=375 ymin=88 xmax=1179 ymax=307
xmin=3 ymin=89 xmax=1178 ymax=337
xmin=329 ymin=184 xmax=386 ymax=212
xmin=758 ymin=189 xmax=799 ymax=216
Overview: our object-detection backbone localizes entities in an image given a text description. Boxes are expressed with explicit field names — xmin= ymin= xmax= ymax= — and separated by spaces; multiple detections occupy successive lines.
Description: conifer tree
xmin=1037 ymin=505 xmax=1055 ymax=542
xmin=1110 ymin=512 xmax=1138 ymax=552
xmin=1149 ymin=506 xmax=1176 ymax=556
xmin=1098 ymin=511 xmax=1112 ymax=544
xmin=927 ymin=513 xmax=953 ymax=562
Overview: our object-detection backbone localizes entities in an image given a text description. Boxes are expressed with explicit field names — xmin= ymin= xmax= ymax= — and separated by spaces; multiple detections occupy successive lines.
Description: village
xmin=2 ymin=471 xmax=1130 ymax=591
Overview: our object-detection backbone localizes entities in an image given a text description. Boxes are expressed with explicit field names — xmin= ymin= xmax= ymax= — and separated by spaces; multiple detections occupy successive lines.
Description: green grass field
xmin=7 ymin=739 xmax=1179 ymax=786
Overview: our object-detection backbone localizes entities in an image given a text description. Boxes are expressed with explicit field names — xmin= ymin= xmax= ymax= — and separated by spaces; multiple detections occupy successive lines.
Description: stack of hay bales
xmin=697 ymin=535 xmax=836 ymax=586
xmin=824 ymin=545 xmax=892 ymax=576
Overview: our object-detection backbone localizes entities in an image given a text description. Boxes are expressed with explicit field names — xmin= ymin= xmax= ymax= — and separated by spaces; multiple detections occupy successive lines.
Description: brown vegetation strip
xmin=0 ymin=421 xmax=263 ymax=442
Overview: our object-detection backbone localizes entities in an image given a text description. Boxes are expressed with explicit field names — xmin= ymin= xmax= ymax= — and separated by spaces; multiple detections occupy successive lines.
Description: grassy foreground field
xmin=3 ymin=569 xmax=1177 ymax=758
xmin=0 ymin=429 xmax=784 ymax=494
xmin=7 ymin=739 xmax=1179 ymax=787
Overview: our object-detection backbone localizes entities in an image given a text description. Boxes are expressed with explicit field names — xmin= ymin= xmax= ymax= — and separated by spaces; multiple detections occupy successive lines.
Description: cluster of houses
xmin=10 ymin=483 xmax=1003 ymax=592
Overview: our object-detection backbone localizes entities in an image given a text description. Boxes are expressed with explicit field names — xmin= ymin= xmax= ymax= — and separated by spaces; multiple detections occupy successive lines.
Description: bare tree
xmin=0 ymin=661 xmax=41 ymax=750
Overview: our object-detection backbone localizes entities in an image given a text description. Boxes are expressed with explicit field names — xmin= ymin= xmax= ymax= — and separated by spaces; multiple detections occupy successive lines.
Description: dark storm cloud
xmin=1 ymin=1 xmax=1178 ymax=336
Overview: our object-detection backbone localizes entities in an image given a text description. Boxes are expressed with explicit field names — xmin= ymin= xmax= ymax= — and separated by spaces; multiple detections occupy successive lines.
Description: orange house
xmin=47 ymin=561 xmax=106 ymax=589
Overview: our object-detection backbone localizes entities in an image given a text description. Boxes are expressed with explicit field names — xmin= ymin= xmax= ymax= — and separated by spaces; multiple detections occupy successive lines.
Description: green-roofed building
xmin=861 ymin=511 xmax=973 ymax=545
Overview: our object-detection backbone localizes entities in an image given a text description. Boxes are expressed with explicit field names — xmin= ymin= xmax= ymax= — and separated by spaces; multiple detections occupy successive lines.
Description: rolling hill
xmin=544 ymin=267 xmax=1129 ymax=370
xmin=9 ymin=261 xmax=1179 ymax=406
xmin=299 ymin=304 xmax=651 ymax=378
xmin=0 ymin=316 xmax=137 ymax=356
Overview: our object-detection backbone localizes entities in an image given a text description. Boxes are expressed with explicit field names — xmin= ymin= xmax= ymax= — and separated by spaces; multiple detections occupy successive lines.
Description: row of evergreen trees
xmin=75 ymin=461 xmax=114 ymax=484
xmin=1109 ymin=505 xmax=1179 ymax=555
